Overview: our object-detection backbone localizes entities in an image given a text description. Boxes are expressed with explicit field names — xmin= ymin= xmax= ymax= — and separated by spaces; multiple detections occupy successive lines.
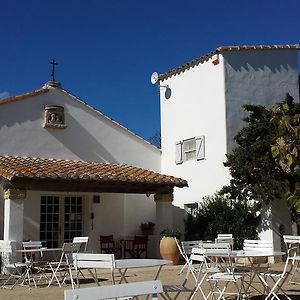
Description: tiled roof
xmin=0 ymin=156 xmax=188 ymax=188
xmin=159 ymin=44 xmax=300 ymax=81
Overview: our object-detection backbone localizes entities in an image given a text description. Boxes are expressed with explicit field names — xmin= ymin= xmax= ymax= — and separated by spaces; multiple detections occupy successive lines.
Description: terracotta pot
xmin=159 ymin=237 xmax=180 ymax=265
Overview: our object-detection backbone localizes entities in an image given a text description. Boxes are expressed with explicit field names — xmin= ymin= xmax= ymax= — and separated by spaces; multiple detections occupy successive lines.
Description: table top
xmin=15 ymin=247 xmax=62 ymax=253
xmin=115 ymin=258 xmax=172 ymax=269
xmin=205 ymin=249 xmax=285 ymax=258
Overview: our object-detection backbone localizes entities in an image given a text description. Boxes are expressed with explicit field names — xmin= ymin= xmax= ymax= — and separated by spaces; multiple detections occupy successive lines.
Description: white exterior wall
xmin=224 ymin=49 xmax=299 ymax=152
xmin=0 ymin=87 xmax=159 ymax=247
xmin=160 ymin=48 xmax=299 ymax=252
xmin=0 ymin=88 xmax=160 ymax=169
xmin=160 ymin=56 xmax=229 ymax=207
xmin=223 ymin=49 xmax=299 ymax=245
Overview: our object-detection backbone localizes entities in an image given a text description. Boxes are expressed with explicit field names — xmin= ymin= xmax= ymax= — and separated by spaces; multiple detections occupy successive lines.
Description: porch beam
xmin=3 ymin=179 xmax=174 ymax=195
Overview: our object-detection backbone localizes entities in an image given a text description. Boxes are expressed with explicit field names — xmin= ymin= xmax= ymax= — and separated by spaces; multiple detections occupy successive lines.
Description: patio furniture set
xmin=1 ymin=233 xmax=300 ymax=300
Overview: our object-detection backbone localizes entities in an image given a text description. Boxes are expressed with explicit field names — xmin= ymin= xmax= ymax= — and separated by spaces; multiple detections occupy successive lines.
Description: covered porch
xmin=0 ymin=155 xmax=188 ymax=256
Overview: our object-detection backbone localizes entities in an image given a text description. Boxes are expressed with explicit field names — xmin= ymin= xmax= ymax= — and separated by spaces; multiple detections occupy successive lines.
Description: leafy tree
xmin=270 ymin=94 xmax=300 ymax=217
xmin=184 ymin=194 xmax=260 ymax=249
xmin=222 ymin=94 xmax=300 ymax=221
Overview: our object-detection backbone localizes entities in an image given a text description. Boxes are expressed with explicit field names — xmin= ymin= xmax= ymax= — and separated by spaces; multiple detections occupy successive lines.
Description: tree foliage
xmin=184 ymin=194 xmax=260 ymax=249
xmin=222 ymin=94 xmax=300 ymax=220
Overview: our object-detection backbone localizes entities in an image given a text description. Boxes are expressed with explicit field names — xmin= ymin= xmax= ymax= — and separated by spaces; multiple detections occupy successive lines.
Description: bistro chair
xmin=0 ymin=243 xmax=28 ymax=289
xmin=283 ymin=235 xmax=300 ymax=284
xmin=72 ymin=252 xmax=115 ymax=288
xmin=215 ymin=234 xmax=234 ymax=249
xmin=64 ymin=280 xmax=163 ymax=300
xmin=72 ymin=236 xmax=89 ymax=252
xmin=205 ymin=244 xmax=246 ymax=300
xmin=126 ymin=235 xmax=148 ymax=258
xmin=161 ymin=246 xmax=196 ymax=300
xmin=188 ymin=247 xmax=220 ymax=300
xmin=22 ymin=240 xmax=47 ymax=286
xmin=99 ymin=235 xmax=120 ymax=257
xmin=175 ymin=238 xmax=202 ymax=277
xmin=259 ymin=253 xmax=293 ymax=300
xmin=47 ymin=242 xmax=81 ymax=288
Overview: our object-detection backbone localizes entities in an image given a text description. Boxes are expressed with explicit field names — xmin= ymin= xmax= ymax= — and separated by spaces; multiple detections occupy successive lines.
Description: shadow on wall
xmin=46 ymin=113 xmax=118 ymax=163
xmin=172 ymin=205 xmax=186 ymax=238
xmin=224 ymin=51 xmax=298 ymax=73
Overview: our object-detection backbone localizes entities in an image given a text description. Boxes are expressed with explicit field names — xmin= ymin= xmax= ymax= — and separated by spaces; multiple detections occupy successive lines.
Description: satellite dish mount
xmin=150 ymin=71 xmax=169 ymax=89
xmin=150 ymin=72 xmax=172 ymax=99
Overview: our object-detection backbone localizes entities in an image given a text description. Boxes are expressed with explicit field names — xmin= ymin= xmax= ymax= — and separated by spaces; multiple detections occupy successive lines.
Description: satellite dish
xmin=150 ymin=72 xmax=159 ymax=84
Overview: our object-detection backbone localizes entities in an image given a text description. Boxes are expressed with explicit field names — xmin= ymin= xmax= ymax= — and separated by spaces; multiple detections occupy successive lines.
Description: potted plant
xmin=140 ymin=221 xmax=155 ymax=235
xmin=159 ymin=229 xmax=181 ymax=265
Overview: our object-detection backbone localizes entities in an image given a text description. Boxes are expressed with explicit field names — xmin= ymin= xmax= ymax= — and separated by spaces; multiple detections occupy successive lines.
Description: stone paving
xmin=0 ymin=262 xmax=300 ymax=299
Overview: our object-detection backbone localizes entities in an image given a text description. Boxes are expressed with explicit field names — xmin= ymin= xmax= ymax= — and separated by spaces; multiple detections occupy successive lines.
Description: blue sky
xmin=0 ymin=0 xmax=299 ymax=141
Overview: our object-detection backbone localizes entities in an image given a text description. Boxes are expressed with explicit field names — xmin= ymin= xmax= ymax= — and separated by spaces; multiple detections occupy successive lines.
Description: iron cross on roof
xmin=49 ymin=59 xmax=58 ymax=81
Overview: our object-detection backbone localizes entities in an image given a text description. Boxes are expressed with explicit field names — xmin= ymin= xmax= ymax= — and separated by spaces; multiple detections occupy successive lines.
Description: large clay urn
xmin=159 ymin=237 xmax=181 ymax=265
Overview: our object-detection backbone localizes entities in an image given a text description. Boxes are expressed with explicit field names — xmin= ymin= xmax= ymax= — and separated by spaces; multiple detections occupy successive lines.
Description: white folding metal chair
xmin=189 ymin=247 xmax=220 ymax=300
xmin=21 ymin=240 xmax=47 ymax=287
xmin=204 ymin=243 xmax=246 ymax=300
xmin=72 ymin=252 xmax=116 ymax=289
xmin=64 ymin=280 xmax=163 ymax=300
xmin=72 ymin=236 xmax=89 ymax=252
xmin=175 ymin=238 xmax=202 ymax=276
xmin=283 ymin=235 xmax=300 ymax=284
xmin=162 ymin=241 xmax=195 ymax=300
xmin=47 ymin=242 xmax=81 ymax=288
xmin=215 ymin=234 xmax=234 ymax=249
xmin=259 ymin=254 xmax=292 ymax=300
xmin=200 ymin=241 xmax=232 ymax=268
xmin=0 ymin=243 xmax=28 ymax=289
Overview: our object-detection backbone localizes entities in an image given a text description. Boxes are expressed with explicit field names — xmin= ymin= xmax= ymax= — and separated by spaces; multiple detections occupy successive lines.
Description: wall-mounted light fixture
xmin=146 ymin=191 xmax=151 ymax=198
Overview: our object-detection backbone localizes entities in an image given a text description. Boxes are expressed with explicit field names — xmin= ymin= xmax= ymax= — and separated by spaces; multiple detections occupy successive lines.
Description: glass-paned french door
xmin=40 ymin=195 xmax=83 ymax=248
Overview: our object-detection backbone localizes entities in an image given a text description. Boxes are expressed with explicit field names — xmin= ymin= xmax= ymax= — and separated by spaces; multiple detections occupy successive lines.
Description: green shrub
xmin=184 ymin=193 xmax=260 ymax=249
xmin=160 ymin=228 xmax=181 ymax=240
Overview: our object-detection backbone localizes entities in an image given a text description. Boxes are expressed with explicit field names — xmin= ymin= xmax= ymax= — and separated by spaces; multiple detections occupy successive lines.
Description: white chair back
xmin=243 ymin=239 xmax=273 ymax=253
xmin=22 ymin=241 xmax=43 ymax=249
xmin=64 ymin=280 xmax=163 ymax=300
xmin=73 ymin=253 xmax=115 ymax=270
xmin=217 ymin=234 xmax=233 ymax=239
xmin=22 ymin=241 xmax=44 ymax=261
xmin=283 ymin=235 xmax=300 ymax=248
xmin=181 ymin=240 xmax=202 ymax=255
xmin=72 ymin=236 xmax=89 ymax=252
xmin=200 ymin=242 xmax=231 ymax=255
xmin=190 ymin=247 xmax=207 ymax=263
xmin=73 ymin=252 xmax=116 ymax=285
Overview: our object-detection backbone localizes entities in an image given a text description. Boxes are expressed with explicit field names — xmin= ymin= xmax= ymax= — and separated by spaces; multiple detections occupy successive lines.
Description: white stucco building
xmin=0 ymin=81 xmax=187 ymax=255
xmin=157 ymin=44 xmax=300 ymax=250
xmin=0 ymin=44 xmax=299 ymax=258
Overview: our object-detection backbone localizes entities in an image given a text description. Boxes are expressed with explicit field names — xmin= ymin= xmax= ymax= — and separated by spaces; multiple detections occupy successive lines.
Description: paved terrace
xmin=1 ymin=262 xmax=300 ymax=300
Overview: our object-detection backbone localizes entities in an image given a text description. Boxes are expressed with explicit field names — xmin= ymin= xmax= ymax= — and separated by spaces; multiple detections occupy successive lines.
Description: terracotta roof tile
xmin=159 ymin=44 xmax=300 ymax=81
xmin=0 ymin=156 xmax=188 ymax=188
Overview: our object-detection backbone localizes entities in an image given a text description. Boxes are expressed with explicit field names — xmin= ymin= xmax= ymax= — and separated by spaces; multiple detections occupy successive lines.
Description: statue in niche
xmin=44 ymin=105 xmax=67 ymax=129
